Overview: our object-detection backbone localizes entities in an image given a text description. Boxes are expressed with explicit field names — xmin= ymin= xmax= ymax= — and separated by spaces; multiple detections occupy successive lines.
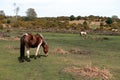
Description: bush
xmin=0 ymin=24 xmax=3 ymax=29
xmin=106 ymin=18 xmax=113 ymax=26
xmin=70 ymin=15 xmax=75 ymax=21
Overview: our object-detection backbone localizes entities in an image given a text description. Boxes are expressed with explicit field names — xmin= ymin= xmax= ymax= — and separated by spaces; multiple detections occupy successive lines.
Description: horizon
xmin=0 ymin=0 xmax=120 ymax=18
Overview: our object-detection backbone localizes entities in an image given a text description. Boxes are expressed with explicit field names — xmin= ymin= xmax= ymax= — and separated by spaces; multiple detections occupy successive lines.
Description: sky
xmin=0 ymin=0 xmax=120 ymax=18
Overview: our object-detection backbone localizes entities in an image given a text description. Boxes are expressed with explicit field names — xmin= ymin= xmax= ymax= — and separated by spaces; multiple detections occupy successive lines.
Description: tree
xmin=112 ymin=15 xmax=118 ymax=22
xmin=88 ymin=15 xmax=95 ymax=21
xmin=0 ymin=10 xmax=5 ymax=21
xmin=70 ymin=15 xmax=75 ymax=21
xmin=26 ymin=8 xmax=37 ymax=20
xmin=112 ymin=15 xmax=118 ymax=20
xmin=76 ymin=16 xmax=81 ymax=20
xmin=13 ymin=3 xmax=20 ymax=20
xmin=106 ymin=17 xmax=113 ymax=26
xmin=0 ymin=10 xmax=5 ymax=16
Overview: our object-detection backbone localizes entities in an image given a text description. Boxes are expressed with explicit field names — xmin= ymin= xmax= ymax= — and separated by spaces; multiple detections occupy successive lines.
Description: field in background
xmin=0 ymin=29 xmax=120 ymax=80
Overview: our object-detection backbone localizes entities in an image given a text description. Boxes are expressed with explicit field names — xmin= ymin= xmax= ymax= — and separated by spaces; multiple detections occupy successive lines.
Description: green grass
xmin=0 ymin=30 xmax=120 ymax=80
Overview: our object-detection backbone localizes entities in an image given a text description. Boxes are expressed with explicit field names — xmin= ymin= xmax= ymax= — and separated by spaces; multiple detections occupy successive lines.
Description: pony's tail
xmin=20 ymin=35 xmax=25 ymax=62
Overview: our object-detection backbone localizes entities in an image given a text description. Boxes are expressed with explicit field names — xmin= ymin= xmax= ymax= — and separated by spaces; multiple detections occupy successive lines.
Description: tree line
xmin=0 ymin=8 xmax=120 ymax=32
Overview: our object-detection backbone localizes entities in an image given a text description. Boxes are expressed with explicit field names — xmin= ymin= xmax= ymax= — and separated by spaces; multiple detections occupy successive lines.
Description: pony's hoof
xmin=18 ymin=57 xmax=24 ymax=63
xmin=38 ymin=55 xmax=40 ymax=58
xmin=19 ymin=59 xmax=24 ymax=63
xmin=45 ymin=54 xmax=48 ymax=57
xmin=34 ymin=56 xmax=37 ymax=59
xmin=27 ymin=58 xmax=31 ymax=62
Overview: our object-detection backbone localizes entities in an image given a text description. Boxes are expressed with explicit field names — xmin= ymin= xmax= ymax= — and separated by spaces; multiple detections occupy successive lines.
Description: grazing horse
xmin=19 ymin=33 xmax=48 ymax=62
xmin=80 ymin=31 xmax=87 ymax=36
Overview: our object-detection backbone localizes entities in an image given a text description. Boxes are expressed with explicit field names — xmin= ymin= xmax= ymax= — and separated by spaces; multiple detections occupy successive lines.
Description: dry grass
xmin=0 ymin=37 xmax=7 ymax=40
xmin=53 ymin=48 xmax=90 ymax=55
xmin=63 ymin=65 xmax=112 ymax=80
xmin=70 ymin=48 xmax=90 ymax=54
xmin=11 ymin=36 xmax=20 ymax=41
xmin=0 ymin=36 xmax=20 ymax=41
xmin=69 ymin=20 xmax=100 ymax=26
xmin=69 ymin=20 xmax=85 ymax=24
xmin=53 ymin=48 xmax=69 ymax=54
xmin=5 ymin=45 xmax=19 ymax=50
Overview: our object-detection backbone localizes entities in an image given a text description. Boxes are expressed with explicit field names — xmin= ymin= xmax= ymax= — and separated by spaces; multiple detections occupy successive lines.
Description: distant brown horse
xmin=19 ymin=33 xmax=48 ymax=62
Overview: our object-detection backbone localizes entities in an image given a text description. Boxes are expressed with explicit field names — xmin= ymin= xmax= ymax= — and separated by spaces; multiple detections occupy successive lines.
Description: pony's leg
xmin=35 ymin=42 xmax=42 ymax=59
xmin=37 ymin=46 xmax=41 ymax=58
xmin=26 ymin=48 xmax=30 ymax=62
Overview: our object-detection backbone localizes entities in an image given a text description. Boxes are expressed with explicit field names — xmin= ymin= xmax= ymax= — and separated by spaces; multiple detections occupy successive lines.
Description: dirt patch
xmin=70 ymin=48 xmax=90 ymax=54
xmin=11 ymin=36 xmax=20 ymax=41
xmin=89 ymin=36 xmax=110 ymax=41
xmin=0 ymin=32 xmax=9 ymax=40
xmin=53 ymin=48 xmax=69 ymax=54
xmin=63 ymin=66 xmax=112 ymax=80
xmin=95 ymin=37 xmax=110 ymax=41
xmin=0 ymin=37 xmax=7 ymax=40
xmin=0 ymin=36 xmax=20 ymax=41
xmin=53 ymin=48 xmax=90 ymax=55
xmin=5 ymin=45 xmax=19 ymax=50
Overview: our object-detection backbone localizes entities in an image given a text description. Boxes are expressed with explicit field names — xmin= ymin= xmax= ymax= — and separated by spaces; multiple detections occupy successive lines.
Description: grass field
xmin=0 ymin=30 xmax=120 ymax=80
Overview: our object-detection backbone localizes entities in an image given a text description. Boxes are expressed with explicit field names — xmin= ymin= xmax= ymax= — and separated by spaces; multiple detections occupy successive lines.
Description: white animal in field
xmin=80 ymin=31 xmax=87 ymax=36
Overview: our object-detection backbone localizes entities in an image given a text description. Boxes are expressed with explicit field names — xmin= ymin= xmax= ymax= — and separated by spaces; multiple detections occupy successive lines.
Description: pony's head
xmin=44 ymin=44 xmax=48 ymax=55
xmin=42 ymin=41 xmax=48 ymax=56
xmin=39 ymin=33 xmax=48 ymax=56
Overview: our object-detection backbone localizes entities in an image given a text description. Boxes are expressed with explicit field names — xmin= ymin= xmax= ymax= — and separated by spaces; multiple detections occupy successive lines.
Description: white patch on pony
xmin=80 ymin=31 xmax=87 ymax=36
xmin=25 ymin=33 xmax=28 ymax=36
xmin=26 ymin=49 xmax=30 ymax=58
xmin=35 ymin=40 xmax=43 ymax=56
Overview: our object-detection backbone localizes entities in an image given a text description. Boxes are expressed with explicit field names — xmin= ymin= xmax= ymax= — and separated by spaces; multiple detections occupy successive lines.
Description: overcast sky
xmin=0 ymin=0 xmax=120 ymax=18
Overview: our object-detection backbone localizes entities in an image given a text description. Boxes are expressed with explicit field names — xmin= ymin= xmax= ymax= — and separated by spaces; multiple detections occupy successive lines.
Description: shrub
xmin=0 ymin=24 xmax=3 ymax=29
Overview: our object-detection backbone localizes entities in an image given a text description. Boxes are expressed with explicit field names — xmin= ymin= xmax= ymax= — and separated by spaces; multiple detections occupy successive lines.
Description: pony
xmin=80 ymin=31 xmax=87 ymax=36
xmin=19 ymin=33 xmax=48 ymax=62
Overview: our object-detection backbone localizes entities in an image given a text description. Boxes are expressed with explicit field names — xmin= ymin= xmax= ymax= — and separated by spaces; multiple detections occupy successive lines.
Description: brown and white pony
xmin=19 ymin=33 xmax=48 ymax=62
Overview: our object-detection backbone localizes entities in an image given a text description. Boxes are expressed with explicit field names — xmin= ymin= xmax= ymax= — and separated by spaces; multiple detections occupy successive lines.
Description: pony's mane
xmin=39 ymin=33 xmax=47 ymax=45
xmin=39 ymin=33 xmax=44 ymax=39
